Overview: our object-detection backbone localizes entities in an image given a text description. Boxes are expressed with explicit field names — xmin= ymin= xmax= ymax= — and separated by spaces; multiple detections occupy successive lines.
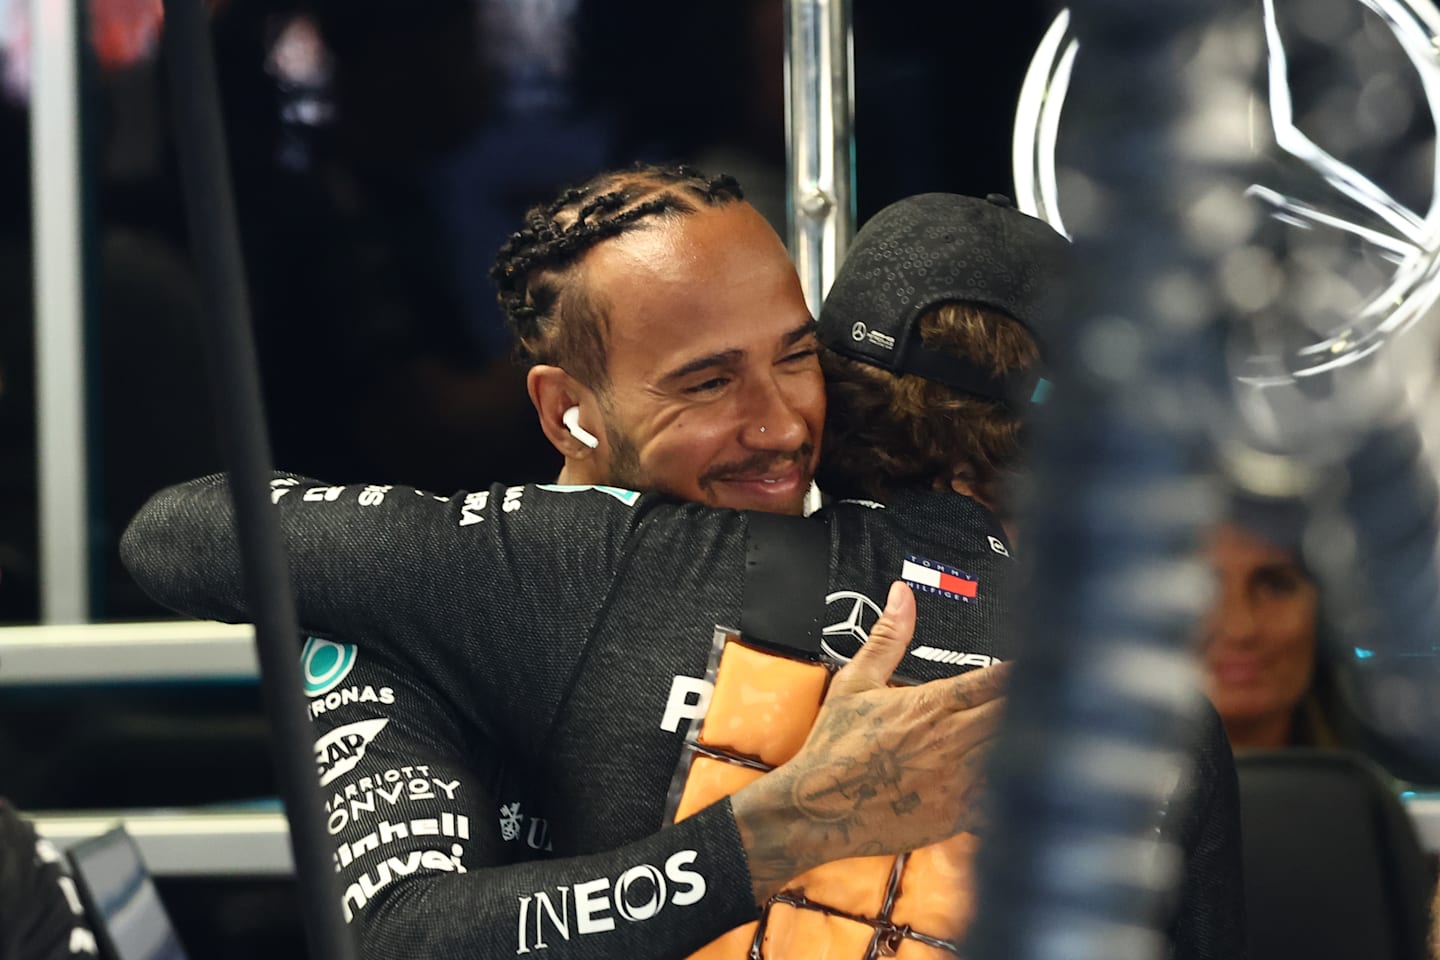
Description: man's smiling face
xmin=579 ymin=202 xmax=824 ymax=514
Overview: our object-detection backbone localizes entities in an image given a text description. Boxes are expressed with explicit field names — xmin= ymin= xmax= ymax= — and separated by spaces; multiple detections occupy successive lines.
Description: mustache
xmin=698 ymin=444 xmax=816 ymax=487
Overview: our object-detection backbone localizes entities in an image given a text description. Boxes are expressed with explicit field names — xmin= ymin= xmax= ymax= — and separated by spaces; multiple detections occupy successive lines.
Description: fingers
xmin=939 ymin=697 xmax=1005 ymax=752
xmin=949 ymin=741 xmax=997 ymax=837
xmin=947 ymin=660 xmax=1011 ymax=710
xmin=827 ymin=581 xmax=914 ymax=700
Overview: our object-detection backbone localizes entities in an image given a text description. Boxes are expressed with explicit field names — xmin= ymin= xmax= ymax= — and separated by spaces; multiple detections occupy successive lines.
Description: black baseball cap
xmin=817 ymin=192 xmax=1070 ymax=410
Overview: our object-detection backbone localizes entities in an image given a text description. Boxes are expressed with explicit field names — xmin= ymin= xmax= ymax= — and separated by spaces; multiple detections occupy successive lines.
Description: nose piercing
xmin=760 ymin=426 xmax=766 ymax=433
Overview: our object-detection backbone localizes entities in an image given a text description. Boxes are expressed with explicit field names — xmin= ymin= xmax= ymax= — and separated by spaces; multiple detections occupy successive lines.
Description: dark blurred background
xmin=0 ymin=2 xmax=1055 ymax=955
xmin=0 ymin=0 xmax=1056 ymax=627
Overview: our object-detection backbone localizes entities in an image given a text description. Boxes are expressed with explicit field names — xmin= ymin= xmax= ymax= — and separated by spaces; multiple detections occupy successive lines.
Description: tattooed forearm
xmin=728 ymin=614 xmax=1007 ymax=909
xmin=732 ymin=700 xmax=971 ymax=906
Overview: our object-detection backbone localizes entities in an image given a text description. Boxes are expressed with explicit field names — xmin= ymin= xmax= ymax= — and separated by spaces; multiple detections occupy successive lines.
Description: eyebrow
xmin=783 ymin=319 xmax=819 ymax=346
xmin=658 ymin=348 xmax=745 ymax=387
xmin=658 ymin=321 xmax=818 ymax=387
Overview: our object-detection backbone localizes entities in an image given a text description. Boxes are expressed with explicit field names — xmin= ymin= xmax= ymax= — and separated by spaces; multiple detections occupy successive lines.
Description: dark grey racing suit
xmin=120 ymin=476 xmax=1243 ymax=959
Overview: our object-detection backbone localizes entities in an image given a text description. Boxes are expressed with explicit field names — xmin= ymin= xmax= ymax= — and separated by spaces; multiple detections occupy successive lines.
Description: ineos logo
xmin=516 ymin=850 xmax=707 ymax=953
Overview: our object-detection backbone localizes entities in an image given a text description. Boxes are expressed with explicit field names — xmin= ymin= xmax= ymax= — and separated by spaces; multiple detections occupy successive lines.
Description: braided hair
xmin=491 ymin=163 xmax=744 ymax=388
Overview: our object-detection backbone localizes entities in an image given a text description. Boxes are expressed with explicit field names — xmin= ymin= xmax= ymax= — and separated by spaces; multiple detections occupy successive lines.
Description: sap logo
xmin=341 ymin=846 xmax=467 ymax=922
xmin=315 ymin=718 xmax=389 ymax=787
xmin=333 ymin=813 xmax=471 ymax=869
xmin=910 ymin=647 xmax=1003 ymax=669
xmin=516 ymin=850 xmax=706 ymax=954
xmin=309 ymin=685 xmax=395 ymax=719
xmin=301 ymin=637 xmax=357 ymax=696
xmin=659 ymin=677 xmax=714 ymax=734
xmin=536 ymin=484 xmax=641 ymax=506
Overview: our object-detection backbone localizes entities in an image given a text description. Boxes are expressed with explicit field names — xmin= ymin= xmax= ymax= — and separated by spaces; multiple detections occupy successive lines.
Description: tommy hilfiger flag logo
xmin=901 ymin=554 xmax=978 ymax=602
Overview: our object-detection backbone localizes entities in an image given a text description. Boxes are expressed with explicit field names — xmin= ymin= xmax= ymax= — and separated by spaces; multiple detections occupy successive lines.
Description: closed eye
xmin=781 ymin=348 xmax=819 ymax=364
xmin=685 ymin=376 xmax=731 ymax=395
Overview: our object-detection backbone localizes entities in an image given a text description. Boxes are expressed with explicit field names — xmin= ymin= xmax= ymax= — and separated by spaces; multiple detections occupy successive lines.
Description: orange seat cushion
xmin=699 ymin=643 xmax=830 ymax=767
xmin=674 ymin=755 xmax=766 ymax=822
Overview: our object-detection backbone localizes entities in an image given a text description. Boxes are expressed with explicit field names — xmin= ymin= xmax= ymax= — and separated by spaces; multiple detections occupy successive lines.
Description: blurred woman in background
xmin=1201 ymin=521 xmax=1339 ymax=749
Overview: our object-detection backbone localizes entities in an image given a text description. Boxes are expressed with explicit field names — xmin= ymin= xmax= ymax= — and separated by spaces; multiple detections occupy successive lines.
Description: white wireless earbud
xmin=562 ymin=406 xmax=599 ymax=449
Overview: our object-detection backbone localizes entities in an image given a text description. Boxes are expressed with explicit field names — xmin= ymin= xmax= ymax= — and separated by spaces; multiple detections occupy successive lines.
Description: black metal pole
xmin=159 ymin=3 xmax=356 ymax=959
xmin=969 ymin=1 xmax=1248 ymax=958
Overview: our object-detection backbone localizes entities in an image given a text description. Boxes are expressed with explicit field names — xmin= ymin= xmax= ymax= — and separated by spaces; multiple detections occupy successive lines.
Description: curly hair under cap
xmin=818 ymin=302 xmax=1040 ymax=509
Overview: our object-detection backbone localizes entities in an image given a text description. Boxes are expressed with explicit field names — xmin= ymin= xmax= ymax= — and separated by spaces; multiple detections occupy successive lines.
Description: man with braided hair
xmin=121 ymin=186 xmax=1243 ymax=958
xmin=491 ymin=163 xmax=824 ymax=516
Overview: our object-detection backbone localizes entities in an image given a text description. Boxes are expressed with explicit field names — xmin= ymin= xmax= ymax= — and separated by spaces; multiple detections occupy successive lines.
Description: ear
xmin=528 ymin=365 xmax=603 ymax=463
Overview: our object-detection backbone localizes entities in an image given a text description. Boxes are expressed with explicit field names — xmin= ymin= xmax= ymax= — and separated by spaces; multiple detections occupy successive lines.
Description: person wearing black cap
xmin=120 ymin=191 xmax=1241 ymax=958
xmin=815 ymin=191 xmax=1062 ymax=523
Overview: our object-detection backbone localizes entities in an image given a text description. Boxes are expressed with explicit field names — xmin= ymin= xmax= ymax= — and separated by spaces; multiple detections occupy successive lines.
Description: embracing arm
xmin=124 ymin=480 xmax=1007 ymax=949
xmin=304 ymin=646 xmax=761 ymax=960
xmin=120 ymin=473 xmax=631 ymax=735
xmin=331 ymin=583 xmax=1004 ymax=956
xmin=121 ymin=474 xmax=522 ymax=641
xmin=733 ymin=582 xmax=1005 ymax=905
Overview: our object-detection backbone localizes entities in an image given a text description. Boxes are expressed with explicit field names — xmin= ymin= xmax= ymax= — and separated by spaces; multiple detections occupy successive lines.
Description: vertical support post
xmin=784 ymin=0 xmax=855 ymax=317
xmin=31 ymin=0 xmax=90 ymax=623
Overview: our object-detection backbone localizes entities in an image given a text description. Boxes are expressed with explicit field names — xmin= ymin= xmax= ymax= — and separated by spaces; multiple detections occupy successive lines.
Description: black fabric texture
xmin=119 ymin=475 xmax=1242 ymax=959
xmin=0 ymin=799 xmax=97 ymax=960
xmin=740 ymin=511 xmax=829 ymax=658
xmin=1164 ymin=701 xmax=1249 ymax=960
